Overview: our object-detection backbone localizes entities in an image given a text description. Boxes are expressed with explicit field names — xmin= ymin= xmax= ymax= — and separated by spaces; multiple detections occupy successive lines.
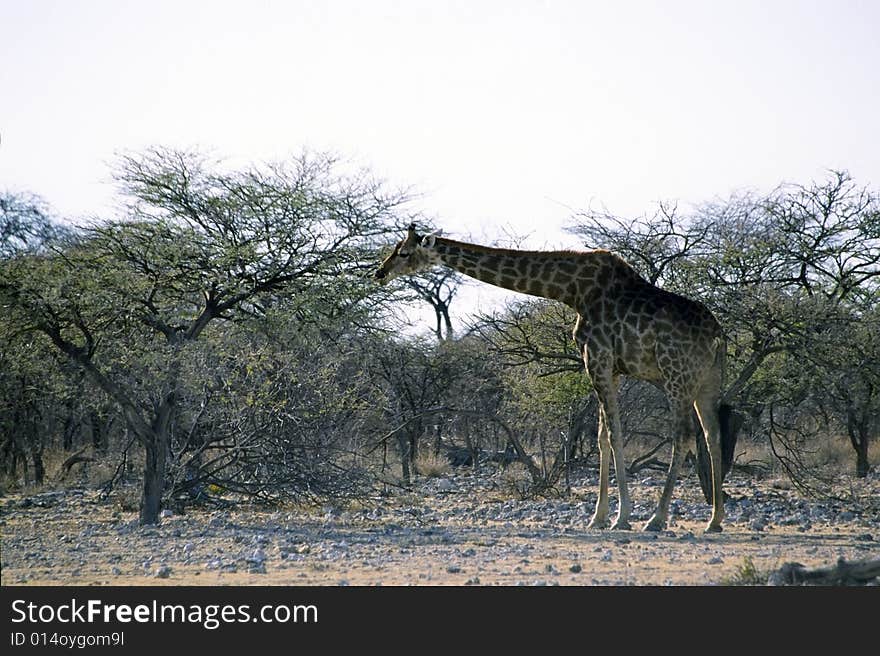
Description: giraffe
xmin=374 ymin=224 xmax=739 ymax=533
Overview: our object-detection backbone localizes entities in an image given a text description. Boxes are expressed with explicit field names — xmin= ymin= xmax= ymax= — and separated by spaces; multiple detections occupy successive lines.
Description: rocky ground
xmin=2 ymin=467 xmax=878 ymax=586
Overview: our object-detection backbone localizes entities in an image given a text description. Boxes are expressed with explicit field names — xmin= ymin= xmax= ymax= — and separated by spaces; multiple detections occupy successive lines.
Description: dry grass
xmin=0 ymin=447 xmax=84 ymax=493
xmin=0 ymin=447 xmax=139 ymax=512
xmin=808 ymin=434 xmax=856 ymax=474
xmin=732 ymin=433 xmax=857 ymax=479
xmin=721 ymin=557 xmax=770 ymax=586
xmin=413 ymin=449 xmax=451 ymax=478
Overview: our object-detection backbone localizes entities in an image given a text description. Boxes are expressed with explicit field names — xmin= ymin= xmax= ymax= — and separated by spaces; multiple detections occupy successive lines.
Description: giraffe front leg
xmin=610 ymin=481 xmax=632 ymax=531
xmin=588 ymin=406 xmax=610 ymax=529
xmin=588 ymin=490 xmax=610 ymax=529
xmin=606 ymin=399 xmax=631 ymax=530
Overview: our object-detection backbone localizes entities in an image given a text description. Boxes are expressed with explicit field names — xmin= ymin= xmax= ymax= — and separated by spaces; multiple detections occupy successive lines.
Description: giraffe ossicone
xmin=375 ymin=224 xmax=739 ymax=533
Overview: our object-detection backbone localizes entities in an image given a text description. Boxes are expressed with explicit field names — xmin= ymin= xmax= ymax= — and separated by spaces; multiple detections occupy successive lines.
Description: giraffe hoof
xmin=610 ymin=520 xmax=631 ymax=531
xmin=643 ymin=517 xmax=666 ymax=532
xmin=588 ymin=518 xmax=609 ymax=530
xmin=704 ymin=524 xmax=723 ymax=534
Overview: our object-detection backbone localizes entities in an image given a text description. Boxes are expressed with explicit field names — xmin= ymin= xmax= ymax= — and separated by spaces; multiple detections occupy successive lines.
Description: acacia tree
xmin=403 ymin=269 xmax=463 ymax=341
xmin=365 ymin=334 xmax=459 ymax=484
xmin=1 ymin=148 xmax=407 ymax=523
xmin=0 ymin=193 xmax=70 ymax=258
xmin=160 ymin=310 xmax=383 ymax=505
xmin=0 ymin=194 xmax=83 ymax=486
xmin=807 ymin=306 xmax=879 ymax=477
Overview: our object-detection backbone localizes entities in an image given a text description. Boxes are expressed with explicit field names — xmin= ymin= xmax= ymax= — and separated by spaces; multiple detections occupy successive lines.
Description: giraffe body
xmin=376 ymin=225 xmax=734 ymax=532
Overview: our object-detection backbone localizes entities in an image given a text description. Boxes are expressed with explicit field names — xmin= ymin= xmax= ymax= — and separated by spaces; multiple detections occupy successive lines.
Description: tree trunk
xmin=852 ymin=429 xmax=870 ymax=478
xmin=139 ymin=393 xmax=174 ymax=525
xmin=140 ymin=429 xmax=168 ymax=525
xmin=847 ymin=412 xmax=871 ymax=478
xmin=856 ymin=446 xmax=870 ymax=478
xmin=30 ymin=442 xmax=45 ymax=486
xmin=397 ymin=433 xmax=411 ymax=484
xmin=433 ymin=309 xmax=443 ymax=342
xmin=463 ymin=426 xmax=475 ymax=472
xmin=409 ymin=432 xmax=419 ymax=477
xmin=433 ymin=423 xmax=442 ymax=457
xmin=62 ymin=401 xmax=77 ymax=451
xmin=90 ymin=410 xmax=107 ymax=453
xmin=441 ymin=305 xmax=453 ymax=341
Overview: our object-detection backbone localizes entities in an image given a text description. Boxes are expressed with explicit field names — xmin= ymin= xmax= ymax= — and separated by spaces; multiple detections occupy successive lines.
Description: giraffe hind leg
xmin=695 ymin=394 xmax=725 ymax=533
xmin=644 ymin=404 xmax=691 ymax=532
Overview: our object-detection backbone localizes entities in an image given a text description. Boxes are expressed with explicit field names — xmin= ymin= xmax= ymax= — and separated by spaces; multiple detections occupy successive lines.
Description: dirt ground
xmin=2 ymin=467 xmax=878 ymax=586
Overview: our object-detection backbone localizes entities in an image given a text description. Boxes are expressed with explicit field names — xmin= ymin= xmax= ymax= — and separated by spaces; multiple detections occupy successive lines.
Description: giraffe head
xmin=374 ymin=223 xmax=441 ymax=284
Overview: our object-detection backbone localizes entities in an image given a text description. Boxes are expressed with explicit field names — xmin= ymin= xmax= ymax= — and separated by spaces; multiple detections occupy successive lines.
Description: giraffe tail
xmin=695 ymin=403 xmax=744 ymax=505
xmin=718 ymin=403 xmax=742 ymax=478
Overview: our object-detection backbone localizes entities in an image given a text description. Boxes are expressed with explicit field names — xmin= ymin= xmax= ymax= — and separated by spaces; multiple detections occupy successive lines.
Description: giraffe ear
xmin=421 ymin=229 xmax=442 ymax=249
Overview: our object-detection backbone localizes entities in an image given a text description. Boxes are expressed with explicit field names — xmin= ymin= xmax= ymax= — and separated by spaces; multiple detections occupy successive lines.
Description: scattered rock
xmin=749 ymin=518 xmax=766 ymax=531
xmin=2 ymin=469 xmax=877 ymax=586
xmin=435 ymin=479 xmax=454 ymax=493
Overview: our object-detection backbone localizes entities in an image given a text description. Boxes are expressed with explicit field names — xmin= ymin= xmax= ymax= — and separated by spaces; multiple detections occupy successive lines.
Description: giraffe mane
xmin=433 ymin=236 xmax=607 ymax=259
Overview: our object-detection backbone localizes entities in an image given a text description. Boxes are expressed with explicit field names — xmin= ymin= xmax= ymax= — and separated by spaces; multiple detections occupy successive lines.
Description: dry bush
xmin=499 ymin=462 xmax=533 ymax=499
xmin=113 ymin=485 xmax=141 ymax=513
xmin=0 ymin=469 xmax=18 ymax=494
xmin=414 ymin=449 xmax=451 ymax=478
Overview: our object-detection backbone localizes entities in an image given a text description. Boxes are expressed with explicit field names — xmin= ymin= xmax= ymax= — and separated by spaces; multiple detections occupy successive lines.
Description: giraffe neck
xmin=430 ymin=238 xmax=628 ymax=308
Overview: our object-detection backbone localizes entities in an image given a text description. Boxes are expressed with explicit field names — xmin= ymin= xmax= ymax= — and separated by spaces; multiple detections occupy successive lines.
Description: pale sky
xmin=2 ymin=0 xmax=879 ymax=326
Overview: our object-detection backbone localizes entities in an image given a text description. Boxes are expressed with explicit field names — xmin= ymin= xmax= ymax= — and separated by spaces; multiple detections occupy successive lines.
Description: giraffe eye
xmin=398 ymin=251 xmax=411 ymax=258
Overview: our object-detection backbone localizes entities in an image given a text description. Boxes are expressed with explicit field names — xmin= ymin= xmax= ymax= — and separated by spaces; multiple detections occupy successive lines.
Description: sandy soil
xmin=2 ymin=468 xmax=878 ymax=586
